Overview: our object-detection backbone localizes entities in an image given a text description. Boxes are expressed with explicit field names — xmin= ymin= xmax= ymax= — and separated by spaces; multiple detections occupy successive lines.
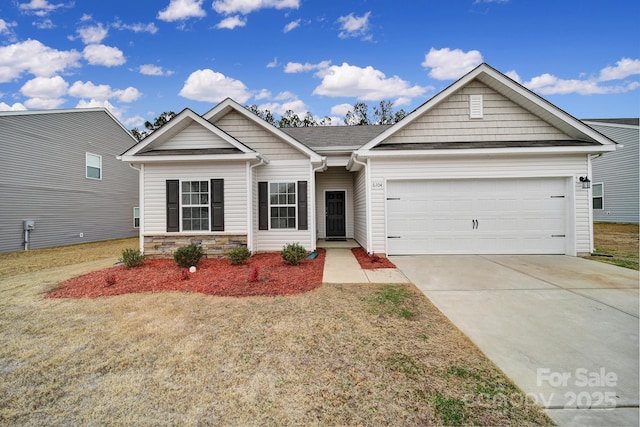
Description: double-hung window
xmin=86 ymin=153 xmax=102 ymax=180
xmin=182 ymin=181 xmax=209 ymax=231
xmin=270 ymin=182 xmax=296 ymax=229
xmin=592 ymin=183 xmax=604 ymax=210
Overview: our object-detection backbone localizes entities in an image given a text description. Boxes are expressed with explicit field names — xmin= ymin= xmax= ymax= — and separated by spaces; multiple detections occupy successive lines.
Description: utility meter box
xmin=23 ymin=220 xmax=36 ymax=230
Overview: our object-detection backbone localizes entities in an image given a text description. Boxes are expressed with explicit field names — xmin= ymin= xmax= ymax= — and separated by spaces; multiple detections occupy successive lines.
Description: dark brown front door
xmin=326 ymin=191 xmax=346 ymax=238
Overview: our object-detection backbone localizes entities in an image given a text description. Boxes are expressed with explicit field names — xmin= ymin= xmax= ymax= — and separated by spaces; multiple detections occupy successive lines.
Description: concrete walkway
xmin=392 ymin=254 xmax=639 ymax=427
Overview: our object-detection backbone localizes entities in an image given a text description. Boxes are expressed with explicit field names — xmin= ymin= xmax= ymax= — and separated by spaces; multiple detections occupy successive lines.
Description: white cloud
xmin=330 ymin=103 xmax=352 ymax=116
xmin=266 ymin=57 xmax=279 ymax=68
xmin=284 ymin=60 xmax=331 ymax=73
xmin=0 ymin=40 xmax=81 ymax=82
xmin=284 ymin=19 xmax=300 ymax=33
xmin=75 ymin=99 xmax=121 ymax=118
xmin=313 ymin=62 xmax=430 ymax=102
xmin=112 ymin=20 xmax=159 ymax=34
xmin=216 ymin=15 xmax=247 ymax=29
xmin=33 ymin=19 xmax=55 ymax=29
xmin=0 ymin=18 xmax=18 ymax=35
xmin=80 ymin=14 xmax=92 ymax=22
xmin=69 ymin=80 xmax=141 ymax=102
xmin=24 ymin=97 xmax=65 ymax=109
xmin=179 ymin=69 xmax=251 ymax=103
xmin=83 ymin=44 xmax=126 ymax=67
xmin=337 ymin=11 xmax=371 ymax=40
xmin=139 ymin=64 xmax=174 ymax=76
xmin=0 ymin=102 xmax=27 ymax=111
xmin=20 ymin=75 xmax=68 ymax=98
xmin=255 ymin=89 xmax=271 ymax=100
xmin=18 ymin=0 xmax=65 ymax=17
xmin=213 ymin=0 xmax=300 ymax=15
xmin=259 ymin=99 xmax=307 ymax=116
xmin=422 ymin=47 xmax=483 ymax=80
xmin=77 ymin=23 xmax=108 ymax=44
xmin=599 ymin=58 xmax=640 ymax=81
xmin=157 ymin=0 xmax=206 ymax=22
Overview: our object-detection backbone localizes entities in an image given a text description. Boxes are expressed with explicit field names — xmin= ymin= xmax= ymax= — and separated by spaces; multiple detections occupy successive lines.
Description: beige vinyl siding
xmin=353 ymin=168 xmax=368 ymax=249
xmin=383 ymin=80 xmax=572 ymax=144
xmin=315 ymin=167 xmax=355 ymax=239
xmin=588 ymin=122 xmax=639 ymax=224
xmin=213 ymin=111 xmax=307 ymax=160
xmin=254 ymin=160 xmax=313 ymax=251
xmin=156 ymin=123 xmax=235 ymax=150
xmin=368 ymin=154 xmax=591 ymax=255
xmin=143 ymin=161 xmax=248 ymax=235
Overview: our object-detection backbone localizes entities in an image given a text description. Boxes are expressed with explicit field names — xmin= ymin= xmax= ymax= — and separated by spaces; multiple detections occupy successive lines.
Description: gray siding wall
xmin=588 ymin=122 xmax=639 ymax=224
xmin=0 ymin=110 xmax=139 ymax=253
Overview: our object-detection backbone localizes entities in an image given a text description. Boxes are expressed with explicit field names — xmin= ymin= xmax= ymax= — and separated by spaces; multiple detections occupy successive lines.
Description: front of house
xmin=120 ymin=63 xmax=616 ymax=258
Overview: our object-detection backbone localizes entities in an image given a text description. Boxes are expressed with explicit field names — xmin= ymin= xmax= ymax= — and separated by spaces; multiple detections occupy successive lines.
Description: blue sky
xmin=0 ymin=0 xmax=638 ymax=129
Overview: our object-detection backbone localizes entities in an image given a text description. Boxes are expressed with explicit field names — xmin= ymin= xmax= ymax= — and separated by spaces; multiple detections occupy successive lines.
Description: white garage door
xmin=386 ymin=178 xmax=567 ymax=255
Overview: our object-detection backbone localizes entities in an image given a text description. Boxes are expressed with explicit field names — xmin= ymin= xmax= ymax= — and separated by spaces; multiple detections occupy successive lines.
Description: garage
xmin=386 ymin=178 xmax=568 ymax=255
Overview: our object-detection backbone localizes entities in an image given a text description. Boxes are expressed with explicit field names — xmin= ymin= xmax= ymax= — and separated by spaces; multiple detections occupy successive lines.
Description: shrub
xmin=105 ymin=274 xmax=116 ymax=286
xmin=119 ymin=248 xmax=145 ymax=268
xmin=173 ymin=243 xmax=204 ymax=268
xmin=369 ymin=252 xmax=381 ymax=263
xmin=228 ymin=246 xmax=252 ymax=265
xmin=249 ymin=266 xmax=260 ymax=282
xmin=281 ymin=243 xmax=307 ymax=266
xmin=180 ymin=269 xmax=190 ymax=281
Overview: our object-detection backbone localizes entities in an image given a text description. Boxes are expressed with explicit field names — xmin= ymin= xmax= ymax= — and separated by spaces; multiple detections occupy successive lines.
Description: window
xmin=270 ymin=182 xmax=296 ymax=229
xmin=592 ymin=183 xmax=604 ymax=210
xmin=133 ymin=207 xmax=140 ymax=228
xmin=86 ymin=153 xmax=102 ymax=179
xmin=181 ymin=181 xmax=209 ymax=231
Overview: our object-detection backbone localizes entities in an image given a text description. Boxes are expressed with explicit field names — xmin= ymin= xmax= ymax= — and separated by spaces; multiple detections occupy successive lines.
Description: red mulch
xmin=351 ymin=247 xmax=396 ymax=269
xmin=47 ymin=249 xmax=325 ymax=299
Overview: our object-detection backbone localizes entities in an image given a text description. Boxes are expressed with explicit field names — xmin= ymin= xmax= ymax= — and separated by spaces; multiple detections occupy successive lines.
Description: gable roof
xmin=357 ymin=63 xmax=617 ymax=153
xmin=119 ymin=108 xmax=262 ymax=162
xmin=203 ymin=98 xmax=323 ymax=163
xmin=281 ymin=125 xmax=392 ymax=152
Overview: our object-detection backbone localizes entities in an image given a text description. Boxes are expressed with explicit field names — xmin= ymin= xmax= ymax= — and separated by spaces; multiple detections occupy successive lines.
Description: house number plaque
xmin=371 ymin=179 xmax=384 ymax=190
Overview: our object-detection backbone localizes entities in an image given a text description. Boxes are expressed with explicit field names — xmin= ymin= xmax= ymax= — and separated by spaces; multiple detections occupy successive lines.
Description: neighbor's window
xmin=270 ymin=182 xmax=296 ymax=229
xmin=182 ymin=181 xmax=209 ymax=231
xmin=592 ymin=183 xmax=604 ymax=210
xmin=133 ymin=207 xmax=140 ymax=228
xmin=86 ymin=153 xmax=102 ymax=179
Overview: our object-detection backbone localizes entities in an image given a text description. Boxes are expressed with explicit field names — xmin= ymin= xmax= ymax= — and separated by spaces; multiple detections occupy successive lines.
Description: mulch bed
xmin=351 ymin=247 xmax=396 ymax=269
xmin=47 ymin=249 xmax=325 ymax=299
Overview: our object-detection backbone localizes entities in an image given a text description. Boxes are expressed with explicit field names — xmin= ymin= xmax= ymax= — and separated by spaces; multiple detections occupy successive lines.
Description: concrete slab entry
xmin=392 ymin=255 xmax=640 ymax=427
xmin=322 ymin=248 xmax=368 ymax=284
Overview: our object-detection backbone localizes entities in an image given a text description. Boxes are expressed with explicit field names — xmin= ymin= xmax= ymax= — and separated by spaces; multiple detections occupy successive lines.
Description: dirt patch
xmin=48 ymin=250 xmax=325 ymax=298
xmin=351 ymin=247 xmax=396 ymax=269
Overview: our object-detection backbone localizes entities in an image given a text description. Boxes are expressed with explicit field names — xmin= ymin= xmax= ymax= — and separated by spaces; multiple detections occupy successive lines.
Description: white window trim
xmin=180 ymin=179 xmax=210 ymax=232
xmin=86 ymin=152 xmax=102 ymax=180
xmin=269 ymin=181 xmax=297 ymax=230
xmin=133 ymin=207 xmax=140 ymax=229
xmin=592 ymin=182 xmax=604 ymax=210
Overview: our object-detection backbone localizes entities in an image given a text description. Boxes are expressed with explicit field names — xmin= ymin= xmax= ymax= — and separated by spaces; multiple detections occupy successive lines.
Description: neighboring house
xmin=582 ymin=119 xmax=639 ymax=224
xmin=120 ymin=63 xmax=616 ymax=258
xmin=0 ymin=108 xmax=140 ymax=253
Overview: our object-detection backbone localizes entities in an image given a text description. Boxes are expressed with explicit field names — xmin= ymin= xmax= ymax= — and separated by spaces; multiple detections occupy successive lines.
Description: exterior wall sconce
xmin=579 ymin=176 xmax=591 ymax=189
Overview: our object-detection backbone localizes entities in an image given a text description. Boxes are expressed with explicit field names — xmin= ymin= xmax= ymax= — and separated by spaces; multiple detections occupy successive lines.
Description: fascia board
xmin=356 ymin=145 xmax=616 ymax=158
xmin=120 ymin=153 xmax=259 ymax=163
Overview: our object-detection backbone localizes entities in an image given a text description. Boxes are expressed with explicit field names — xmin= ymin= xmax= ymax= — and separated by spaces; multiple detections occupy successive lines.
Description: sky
xmin=0 ymin=0 xmax=638 ymax=130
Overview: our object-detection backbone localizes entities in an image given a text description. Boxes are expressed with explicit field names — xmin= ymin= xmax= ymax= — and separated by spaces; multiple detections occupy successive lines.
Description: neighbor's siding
xmin=383 ymin=80 xmax=571 ymax=144
xmin=254 ymin=160 xmax=313 ymax=251
xmin=156 ymin=122 xmax=233 ymax=150
xmin=315 ymin=167 xmax=355 ymax=239
xmin=368 ymin=154 xmax=590 ymax=255
xmin=142 ymin=161 xmax=248 ymax=234
xmin=588 ymin=122 xmax=639 ymax=224
xmin=0 ymin=110 xmax=139 ymax=253
xmin=212 ymin=110 xmax=306 ymax=160
xmin=353 ymin=168 xmax=368 ymax=250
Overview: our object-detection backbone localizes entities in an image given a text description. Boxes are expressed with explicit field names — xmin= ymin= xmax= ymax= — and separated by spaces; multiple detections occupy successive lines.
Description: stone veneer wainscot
xmin=143 ymin=234 xmax=248 ymax=259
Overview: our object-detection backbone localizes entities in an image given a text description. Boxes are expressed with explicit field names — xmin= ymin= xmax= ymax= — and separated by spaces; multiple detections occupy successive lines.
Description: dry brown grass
xmin=0 ymin=241 xmax=553 ymax=426
xmin=591 ymin=223 xmax=639 ymax=270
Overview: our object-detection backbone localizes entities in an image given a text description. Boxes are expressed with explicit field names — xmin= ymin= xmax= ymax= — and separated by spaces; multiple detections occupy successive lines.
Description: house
xmin=119 ymin=63 xmax=617 ymax=258
xmin=582 ymin=119 xmax=639 ymax=224
xmin=0 ymin=108 xmax=140 ymax=253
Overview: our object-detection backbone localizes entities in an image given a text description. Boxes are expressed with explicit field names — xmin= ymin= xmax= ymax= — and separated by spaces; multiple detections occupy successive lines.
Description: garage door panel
xmin=387 ymin=178 xmax=567 ymax=255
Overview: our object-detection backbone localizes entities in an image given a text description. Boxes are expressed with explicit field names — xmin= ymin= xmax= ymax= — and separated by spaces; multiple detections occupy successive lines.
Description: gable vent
xmin=469 ymin=94 xmax=483 ymax=119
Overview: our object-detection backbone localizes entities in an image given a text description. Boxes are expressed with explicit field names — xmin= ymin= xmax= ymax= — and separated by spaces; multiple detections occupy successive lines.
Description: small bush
xmin=173 ymin=243 xmax=204 ymax=268
xmin=281 ymin=243 xmax=307 ymax=266
xmin=180 ymin=269 xmax=190 ymax=281
xmin=119 ymin=248 xmax=145 ymax=268
xmin=369 ymin=253 xmax=381 ymax=263
xmin=228 ymin=246 xmax=252 ymax=265
xmin=249 ymin=266 xmax=260 ymax=282
xmin=105 ymin=274 xmax=116 ymax=286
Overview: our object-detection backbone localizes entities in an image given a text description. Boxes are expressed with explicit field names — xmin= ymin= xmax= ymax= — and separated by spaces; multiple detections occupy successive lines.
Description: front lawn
xmin=591 ymin=222 xmax=639 ymax=270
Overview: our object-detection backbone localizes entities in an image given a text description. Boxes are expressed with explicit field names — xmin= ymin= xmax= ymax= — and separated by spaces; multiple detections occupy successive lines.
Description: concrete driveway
xmin=391 ymin=255 xmax=639 ymax=427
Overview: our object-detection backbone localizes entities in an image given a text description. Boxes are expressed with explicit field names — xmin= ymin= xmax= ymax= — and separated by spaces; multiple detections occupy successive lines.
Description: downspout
xmin=247 ymin=155 xmax=267 ymax=252
xmin=129 ymin=163 xmax=144 ymax=253
xmin=310 ymin=158 xmax=328 ymax=251
xmin=350 ymin=154 xmax=372 ymax=254
xmin=587 ymin=154 xmax=602 ymax=253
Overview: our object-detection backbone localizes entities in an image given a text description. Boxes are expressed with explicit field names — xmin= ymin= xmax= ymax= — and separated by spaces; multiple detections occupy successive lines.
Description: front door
xmin=325 ymin=191 xmax=346 ymax=239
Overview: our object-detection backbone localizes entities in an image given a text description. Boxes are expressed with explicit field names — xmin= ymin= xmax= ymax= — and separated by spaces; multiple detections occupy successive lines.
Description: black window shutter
xmin=258 ymin=181 xmax=268 ymax=230
xmin=298 ymin=180 xmax=308 ymax=230
xmin=166 ymin=180 xmax=180 ymax=232
xmin=211 ymin=179 xmax=224 ymax=231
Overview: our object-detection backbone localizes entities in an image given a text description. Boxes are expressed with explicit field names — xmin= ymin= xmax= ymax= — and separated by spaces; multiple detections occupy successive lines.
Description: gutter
xmin=310 ymin=158 xmax=328 ymax=251
xmin=247 ymin=154 xmax=269 ymax=252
